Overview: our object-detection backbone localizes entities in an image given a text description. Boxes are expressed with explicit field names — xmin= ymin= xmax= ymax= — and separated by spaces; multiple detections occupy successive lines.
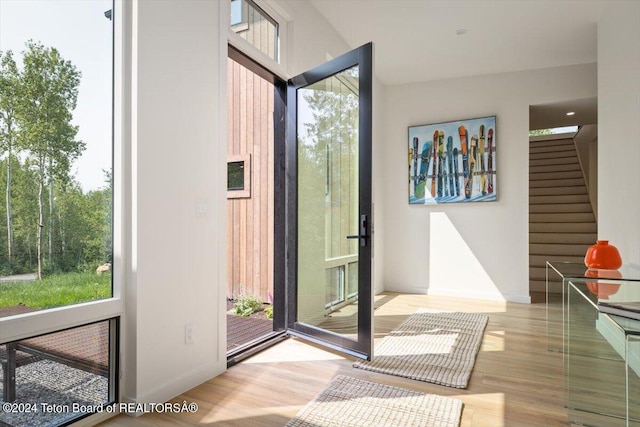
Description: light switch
xmin=196 ymin=199 xmax=208 ymax=217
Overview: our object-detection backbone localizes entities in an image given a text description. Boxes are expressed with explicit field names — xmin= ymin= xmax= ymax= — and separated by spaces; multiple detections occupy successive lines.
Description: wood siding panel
xmin=267 ymin=80 xmax=275 ymax=300
xmin=239 ymin=64 xmax=247 ymax=294
xmin=227 ymin=58 xmax=274 ymax=303
xmin=260 ymin=75 xmax=269 ymax=302
xmin=227 ymin=60 xmax=234 ymax=294
xmin=252 ymin=71 xmax=262 ymax=298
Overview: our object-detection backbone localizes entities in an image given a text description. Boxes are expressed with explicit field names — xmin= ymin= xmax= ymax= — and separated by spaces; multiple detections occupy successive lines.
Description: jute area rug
xmin=286 ymin=375 xmax=463 ymax=427
xmin=354 ymin=310 xmax=488 ymax=389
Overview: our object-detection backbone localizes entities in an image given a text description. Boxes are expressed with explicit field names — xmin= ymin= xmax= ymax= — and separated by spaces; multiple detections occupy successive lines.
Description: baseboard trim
xmin=121 ymin=360 xmax=225 ymax=415
xmin=384 ymin=285 xmax=428 ymax=295
xmin=426 ymin=288 xmax=531 ymax=304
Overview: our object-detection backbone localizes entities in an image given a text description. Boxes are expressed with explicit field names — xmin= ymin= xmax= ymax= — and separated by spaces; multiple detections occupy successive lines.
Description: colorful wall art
xmin=408 ymin=116 xmax=497 ymax=204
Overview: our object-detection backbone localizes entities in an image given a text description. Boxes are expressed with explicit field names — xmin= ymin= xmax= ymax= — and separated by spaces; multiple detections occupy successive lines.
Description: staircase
xmin=529 ymin=138 xmax=597 ymax=293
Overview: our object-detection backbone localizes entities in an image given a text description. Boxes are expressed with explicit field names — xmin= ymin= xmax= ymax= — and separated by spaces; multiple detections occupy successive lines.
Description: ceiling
xmin=307 ymin=0 xmax=607 ymax=129
xmin=529 ymin=97 xmax=597 ymax=131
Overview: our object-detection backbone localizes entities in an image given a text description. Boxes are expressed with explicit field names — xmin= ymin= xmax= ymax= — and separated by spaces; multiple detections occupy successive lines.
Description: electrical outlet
xmin=185 ymin=324 xmax=194 ymax=344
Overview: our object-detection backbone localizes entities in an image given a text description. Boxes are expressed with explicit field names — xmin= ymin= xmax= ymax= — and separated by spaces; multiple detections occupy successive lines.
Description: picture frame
xmin=408 ymin=115 xmax=497 ymax=204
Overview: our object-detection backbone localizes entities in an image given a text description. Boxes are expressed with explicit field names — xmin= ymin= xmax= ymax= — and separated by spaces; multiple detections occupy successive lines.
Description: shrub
xmin=229 ymin=295 xmax=263 ymax=317
xmin=264 ymin=305 xmax=273 ymax=319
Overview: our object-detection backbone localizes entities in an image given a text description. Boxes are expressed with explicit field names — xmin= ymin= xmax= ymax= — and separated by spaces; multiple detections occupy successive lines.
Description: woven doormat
xmin=354 ymin=310 xmax=488 ymax=388
xmin=286 ymin=375 xmax=463 ymax=427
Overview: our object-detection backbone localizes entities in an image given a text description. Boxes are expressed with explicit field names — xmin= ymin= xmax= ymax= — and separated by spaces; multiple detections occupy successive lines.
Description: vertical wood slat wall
xmin=227 ymin=58 xmax=274 ymax=303
xmin=237 ymin=6 xmax=276 ymax=61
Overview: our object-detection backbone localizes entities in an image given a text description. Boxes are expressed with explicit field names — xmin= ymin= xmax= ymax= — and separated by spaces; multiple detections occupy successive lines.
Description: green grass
xmin=0 ymin=272 xmax=112 ymax=309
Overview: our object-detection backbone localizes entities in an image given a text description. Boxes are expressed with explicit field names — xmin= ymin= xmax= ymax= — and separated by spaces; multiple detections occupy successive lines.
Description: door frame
xmin=285 ymin=43 xmax=373 ymax=360
xmin=226 ymin=45 xmax=288 ymax=364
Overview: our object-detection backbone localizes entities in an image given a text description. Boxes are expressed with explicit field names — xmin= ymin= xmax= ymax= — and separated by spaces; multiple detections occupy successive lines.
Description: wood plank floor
xmin=99 ymin=292 xmax=570 ymax=427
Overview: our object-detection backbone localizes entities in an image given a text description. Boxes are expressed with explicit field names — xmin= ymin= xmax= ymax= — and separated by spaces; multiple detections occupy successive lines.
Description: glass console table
xmin=567 ymin=280 xmax=640 ymax=427
xmin=545 ymin=262 xmax=640 ymax=352
xmin=546 ymin=262 xmax=640 ymax=302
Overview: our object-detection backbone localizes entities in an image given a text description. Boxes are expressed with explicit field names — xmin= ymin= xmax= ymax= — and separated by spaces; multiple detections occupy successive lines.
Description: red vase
xmin=585 ymin=268 xmax=622 ymax=299
xmin=584 ymin=240 xmax=622 ymax=269
xmin=586 ymin=282 xmax=621 ymax=300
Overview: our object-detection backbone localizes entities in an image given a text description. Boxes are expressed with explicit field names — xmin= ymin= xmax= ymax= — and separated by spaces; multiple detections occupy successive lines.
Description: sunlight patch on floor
xmin=385 ymin=333 xmax=458 ymax=356
xmin=464 ymin=393 xmax=505 ymax=426
xmin=199 ymin=405 xmax=300 ymax=424
xmin=481 ymin=330 xmax=505 ymax=352
xmin=243 ymin=339 xmax=344 ymax=364
xmin=377 ymin=293 xmax=509 ymax=315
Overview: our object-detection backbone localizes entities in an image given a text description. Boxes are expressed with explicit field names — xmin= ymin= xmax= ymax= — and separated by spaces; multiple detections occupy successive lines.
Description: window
xmin=228 ymin=162 xmax=245 ymax=190
xmin=230 ymin=0 xmax=248 ymax=28
xmin=529 ymin=126 xmax=580 ymax=137
xmin=1 ymin=319 xmax=118 ymax=426
xmin=0 ymin=0 xmax=113 ymax=312
xmin=0 ymin=2 xmax=118 ymax=425
xmin=227 ymin=154 xmax=251 ymax=198
xmin=229 ymin=0 xmax=279 ymax=62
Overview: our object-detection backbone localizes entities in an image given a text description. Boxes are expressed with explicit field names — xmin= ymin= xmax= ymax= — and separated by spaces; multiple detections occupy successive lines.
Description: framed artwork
xmin=408 ymin=115 xmax=497 ymax=204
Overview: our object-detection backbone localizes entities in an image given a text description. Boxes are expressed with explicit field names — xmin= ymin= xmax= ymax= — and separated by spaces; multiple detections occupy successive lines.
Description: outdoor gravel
xmin=0 ymin=359 xmax=108 ymax=427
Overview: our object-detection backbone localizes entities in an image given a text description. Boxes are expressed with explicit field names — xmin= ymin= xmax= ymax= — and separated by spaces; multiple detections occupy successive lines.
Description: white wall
xmin=382 ymin=64 xmax=596 ymax=303
xmin=372 ymin=76 xmax=385 ymax=296
xmin=283 ymin=0 xmax=351 ymax=75
xmin=597 ymin=1 xmax=640 ymax=266
xmin=124 ymin=0 xmax=226 ymax=404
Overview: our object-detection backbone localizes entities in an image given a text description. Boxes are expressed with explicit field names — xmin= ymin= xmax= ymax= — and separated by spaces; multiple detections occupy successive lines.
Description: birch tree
xmin=16 ymin=41 xmax=84 ymax=279
xmin=0 ymin=51 xmax=21 ymax=268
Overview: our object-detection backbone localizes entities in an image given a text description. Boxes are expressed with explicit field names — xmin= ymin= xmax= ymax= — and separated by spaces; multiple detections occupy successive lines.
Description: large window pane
xmin=297 ymin=66 xmax=359 ymax=337
xmin=0 ymin=319 xmax=117 ymax=427
xmin=0 ymin=1 xmax=113 ymax=311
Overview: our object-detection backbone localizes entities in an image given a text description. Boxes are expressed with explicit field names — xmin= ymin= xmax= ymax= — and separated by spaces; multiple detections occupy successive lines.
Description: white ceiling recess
xmin=308 ymin=0 xmax=608 ymax=129
xmin=308 ymin=0 xmax=609 ymax=86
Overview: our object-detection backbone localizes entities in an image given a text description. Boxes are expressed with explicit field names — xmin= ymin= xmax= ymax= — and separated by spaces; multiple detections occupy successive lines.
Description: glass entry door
xmin=286 ymin=43 xmax=373 ymax=359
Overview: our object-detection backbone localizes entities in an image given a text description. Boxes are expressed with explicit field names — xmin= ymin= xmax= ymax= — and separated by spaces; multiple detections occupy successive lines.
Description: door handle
xmin=346 ymin=215 xmax=369 ymax=247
